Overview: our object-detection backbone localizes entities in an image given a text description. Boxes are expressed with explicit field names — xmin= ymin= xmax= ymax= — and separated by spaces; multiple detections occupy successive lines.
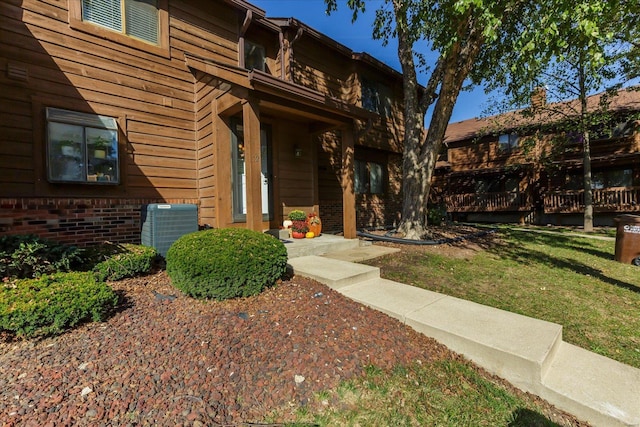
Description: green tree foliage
xmin=325 ymin=0 xmax=636 ymax=237
xmin=484 ymin=1 xmax=638 ymax=231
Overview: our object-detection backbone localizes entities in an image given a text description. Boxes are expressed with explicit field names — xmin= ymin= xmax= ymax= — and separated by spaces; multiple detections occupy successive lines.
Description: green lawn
xmin=283 ymin=361 xmax=569 ymax=426
xmin=366 ymin=227 xmax=640 ymax=368
xmin=279 ymin=227 xmax=628 ymax=426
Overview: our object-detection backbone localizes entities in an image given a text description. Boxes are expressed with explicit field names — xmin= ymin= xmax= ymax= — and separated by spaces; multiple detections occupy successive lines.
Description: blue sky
xmin=250 ymin=0 xmax=489 ymax=123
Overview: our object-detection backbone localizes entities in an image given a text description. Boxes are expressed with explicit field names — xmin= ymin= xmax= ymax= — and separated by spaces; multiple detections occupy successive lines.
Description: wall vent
xmin=141 ymin=204 xmax=198 ymax=257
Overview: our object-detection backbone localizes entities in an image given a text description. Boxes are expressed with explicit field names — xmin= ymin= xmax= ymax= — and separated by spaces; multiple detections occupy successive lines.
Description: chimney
xmin=531 ymin=87 xmax=547 ymax=109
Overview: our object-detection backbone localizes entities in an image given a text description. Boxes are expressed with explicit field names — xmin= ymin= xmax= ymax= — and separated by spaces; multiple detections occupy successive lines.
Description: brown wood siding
xmin=292 ymin=38 xmax=352 ymax=102
xmin=195 ymin=71 xmax=219 ymax=226
xmin=448 ymin=137 xmax=533 ymax=172
xmin=275 ymin=120 xmax=315 ymax=206
xmin=1 ymin=0 xmax=247 ymax=202
xmin=355 ymin=67 xmax=404 ymax=154
xmin=317 ymin=131 xmax=343 ymax=200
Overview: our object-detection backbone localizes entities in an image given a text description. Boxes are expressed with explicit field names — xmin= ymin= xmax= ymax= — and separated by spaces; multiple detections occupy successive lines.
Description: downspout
xmin=238 ymin=10 xmax=253 ymax=69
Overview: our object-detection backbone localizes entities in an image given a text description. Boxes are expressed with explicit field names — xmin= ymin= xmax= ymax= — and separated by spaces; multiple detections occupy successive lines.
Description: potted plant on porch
xmin=288 ymin=210 xmax=308 ymax=239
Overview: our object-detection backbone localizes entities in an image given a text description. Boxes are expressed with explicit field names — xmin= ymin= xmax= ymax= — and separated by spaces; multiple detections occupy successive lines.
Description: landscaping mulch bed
xmin=1 ymin=264 xmax=585 ymax=426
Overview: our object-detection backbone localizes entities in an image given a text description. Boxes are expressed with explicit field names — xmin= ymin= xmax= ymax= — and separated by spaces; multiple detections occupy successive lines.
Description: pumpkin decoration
xmin=306 ymin=212 xmax=322 ymax=236
xmin=305 ymin=231 xmax=315 ymax=238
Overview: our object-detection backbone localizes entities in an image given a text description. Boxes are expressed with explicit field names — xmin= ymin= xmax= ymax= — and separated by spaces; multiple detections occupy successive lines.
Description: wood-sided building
xmin=0 ymin=0 xmax=405 ymax=246
xmin=437 ymin=88 xmax=640 ymax=226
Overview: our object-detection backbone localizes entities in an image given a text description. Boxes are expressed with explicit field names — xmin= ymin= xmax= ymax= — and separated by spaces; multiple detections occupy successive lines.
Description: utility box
xmin=141 ymin=204 xmax=198 ymax=257
xmin=613 ymin=214 xmax=640 ymax=265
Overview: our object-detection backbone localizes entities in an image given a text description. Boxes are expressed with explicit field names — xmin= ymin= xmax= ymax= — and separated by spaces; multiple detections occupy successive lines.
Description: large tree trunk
xmin=396 ymin=9 xmax=485 ymax=239
xmin=394 ymin=4 xmax=428 ymax=239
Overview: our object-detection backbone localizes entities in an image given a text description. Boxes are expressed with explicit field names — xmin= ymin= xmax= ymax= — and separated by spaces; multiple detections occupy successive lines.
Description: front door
xmin=231 ymin=119 xmax=272 ymax=222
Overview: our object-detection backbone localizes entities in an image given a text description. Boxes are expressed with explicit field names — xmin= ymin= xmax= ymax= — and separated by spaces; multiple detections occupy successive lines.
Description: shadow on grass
xmin=495 ymin=230 xmax=640 ymax=294
xmin=508 ymin=408 xmax=564 ymax=427
xmin=565 ymin=244 xmax=615 ymax=261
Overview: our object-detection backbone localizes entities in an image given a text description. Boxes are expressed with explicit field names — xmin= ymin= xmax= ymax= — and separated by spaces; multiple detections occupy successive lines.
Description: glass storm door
xmin=231 ymin=120 xmax=272 ymax=222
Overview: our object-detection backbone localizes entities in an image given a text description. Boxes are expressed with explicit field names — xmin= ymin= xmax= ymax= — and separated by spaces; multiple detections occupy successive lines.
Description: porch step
xmin=282 ymin=234 xmax=364 ymax=258
xmin=287 ymin=256 xmax=380 ymax=289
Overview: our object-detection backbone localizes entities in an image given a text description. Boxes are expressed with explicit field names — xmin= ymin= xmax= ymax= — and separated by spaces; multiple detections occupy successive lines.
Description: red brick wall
xmin=0 ymin=198 xmax=199 ymax=246
xmin=319 ymin=200 xmax=343 ymax=233
xmin=356 ymin=194 xmax=402 ymax=230
xmin=319 ymin=196 xmax=402 ymax=233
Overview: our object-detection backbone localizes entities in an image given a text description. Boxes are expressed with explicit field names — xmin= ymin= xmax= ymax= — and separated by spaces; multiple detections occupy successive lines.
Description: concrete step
xmin=322 ymin=245 xmax=400 ymax=263
xmin=287 ymin=256 xmax=380 ymax=289
xmin=283 ymin=234 xmax=362 ymax=258
xmin=540 ymin=342 xmax=640 ymax=427
xmin=341 ymin=277 xmax=563 ymax=393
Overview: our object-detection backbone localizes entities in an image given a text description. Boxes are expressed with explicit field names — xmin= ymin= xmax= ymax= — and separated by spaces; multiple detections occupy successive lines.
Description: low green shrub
xmin=0 ymin=235 xmax=84 ymax=279
xmin=166 ymin=228 xmax=288 ymax=300
xmin=92 ymin=244 xmax=158 ymax=282
xmin=427 ymin=204 xmax=448 ymax=226
xmin=0 ymin=272 xmax=119 ymax=338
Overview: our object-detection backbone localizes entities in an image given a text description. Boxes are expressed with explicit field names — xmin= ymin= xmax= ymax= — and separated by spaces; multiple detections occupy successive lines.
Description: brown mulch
xmin=1 ymin=238 xmax=588 ymax=426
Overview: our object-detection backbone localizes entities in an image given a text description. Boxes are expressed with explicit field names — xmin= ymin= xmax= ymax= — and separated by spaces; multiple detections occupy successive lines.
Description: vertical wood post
xmin=341 ymin=124 xmax=357 ymax=239
xmin=243 ymin=97 xmax=263 ymax=231
xmin=213 ymin=102 xmax=232 ymax=228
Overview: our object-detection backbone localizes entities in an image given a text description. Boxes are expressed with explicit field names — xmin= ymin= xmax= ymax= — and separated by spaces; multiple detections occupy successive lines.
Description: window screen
xmin=82 ymin=0 xmax=159 ymax=45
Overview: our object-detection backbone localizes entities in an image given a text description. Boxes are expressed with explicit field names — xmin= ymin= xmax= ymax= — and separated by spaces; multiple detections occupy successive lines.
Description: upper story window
xmin=498 ymin=133 xmax=519 ymax=152
xmin=81 ymin=0 xmax=159 ymax=45
xmin=592 ymin=120 xmax=636 ymax=140
xmin=361 ymin=78 xmax=392 ymax=117
xmin=47 ymin=108 xmax=119 ymax=184
xmin=355 ymin=159 xmax=384 ymax=195
xmin=245 ymin=40 xmax=266 ymax=72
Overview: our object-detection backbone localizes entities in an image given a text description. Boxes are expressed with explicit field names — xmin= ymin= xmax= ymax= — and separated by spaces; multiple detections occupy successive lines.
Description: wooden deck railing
xmin=445 ymin=192 xmax=531 ymax=212
xmin=544 ymin=187 xmax=640 ymax=213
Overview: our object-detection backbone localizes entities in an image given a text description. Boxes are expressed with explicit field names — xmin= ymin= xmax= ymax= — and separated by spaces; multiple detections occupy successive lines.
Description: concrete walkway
xmin=286 ymin=240 xmax=640 ymax=427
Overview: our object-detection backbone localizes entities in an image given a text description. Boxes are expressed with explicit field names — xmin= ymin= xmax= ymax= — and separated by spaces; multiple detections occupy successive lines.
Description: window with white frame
xmin=498 ymin=133 xmax=519 ymax=151
xmin=81 ymin=0 xmax=159 ymax=45
xmin=47 ymin=108 xmax=119 ymax=184
xmin=355 ymin=159 xmax=385 ymax=194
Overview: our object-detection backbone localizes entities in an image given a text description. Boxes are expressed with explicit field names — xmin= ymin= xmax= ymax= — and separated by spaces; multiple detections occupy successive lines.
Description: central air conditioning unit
xmin=141 ymin=204 xmax=198 ymax=257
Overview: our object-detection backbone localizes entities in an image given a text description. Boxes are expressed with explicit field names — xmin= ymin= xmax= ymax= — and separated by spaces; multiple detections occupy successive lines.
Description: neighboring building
xmin=437 ymin=88 xmax=640 ymax=226
xmin=0 ymin=0 xmax=405 ymax=245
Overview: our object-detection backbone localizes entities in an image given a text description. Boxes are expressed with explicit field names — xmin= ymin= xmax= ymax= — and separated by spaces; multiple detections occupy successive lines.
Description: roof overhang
xmin=185 ymin=53 xmax=375 ymax=123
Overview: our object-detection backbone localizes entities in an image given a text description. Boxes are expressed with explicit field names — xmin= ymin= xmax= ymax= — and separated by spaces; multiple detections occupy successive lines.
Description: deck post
xmin=243 ymin=96 xmax=263 ymax=232
xmin=341 ymin=123 xmax=357 ymax=239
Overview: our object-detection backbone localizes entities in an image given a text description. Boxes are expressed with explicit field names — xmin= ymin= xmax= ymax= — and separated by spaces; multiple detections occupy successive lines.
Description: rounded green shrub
xmin=166 ymin=228 xmax=288 ymax=300
xmin=0 ymin=272 xmax=119 ymax=338
xmin=92 ymin=244 xmax=158 ymax=282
